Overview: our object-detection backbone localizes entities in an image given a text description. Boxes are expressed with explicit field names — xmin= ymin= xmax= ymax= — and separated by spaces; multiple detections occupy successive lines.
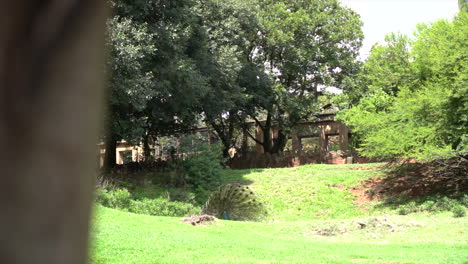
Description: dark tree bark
xmin=208 ymin=111 xmax=238 ymax=159
xmin=244 ymin=111 xmax=288 ymax=154
xmin=262 ymin=112 xmax=273 ymax=153
xmin=0 ymin=1 xmax=107 ymax=264
xmin=142 ymin=133 xmax=152 ymax=161
xmin=103 ymin=131 xmax=118 ymax=172
xmin=271 ymin=130 xmax=288 ymax=153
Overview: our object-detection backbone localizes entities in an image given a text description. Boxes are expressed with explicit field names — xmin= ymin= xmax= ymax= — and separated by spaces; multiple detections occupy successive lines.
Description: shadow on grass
xmin=362 ymin=158 xmax=468 ymax=212
xmin=219 ymin=168 xmax=262 ymax=186
xmin=101 ymin=167 xmax=261 ymax=206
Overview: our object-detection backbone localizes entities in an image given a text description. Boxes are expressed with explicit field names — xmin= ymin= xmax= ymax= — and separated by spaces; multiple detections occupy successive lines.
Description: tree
xmin=338 ymin=10 xmax=468 ymax=159
xmin=362 ymin=33 xmax=415 ymax=97
xmin=103 ymin=0 xmax=364 ymax=162
xmin=459 ymin=0 xmax=467 ymax=10
xmin=189 ymin=0 xmax=256 ymax=157
xmin=240 ymin=0 xmax=363 ymax=153
xmin=336 ymin=33 xmax=415 ymax=127
xmin=0 ymin=1 xmax=107 ymax=263
xmin=411 ymin=10 xmax=468 ymax=153
xmin=103 ymin=16 xmax=156 ymax=169
xmin=104 ymin=0 xmax=208 ymax=166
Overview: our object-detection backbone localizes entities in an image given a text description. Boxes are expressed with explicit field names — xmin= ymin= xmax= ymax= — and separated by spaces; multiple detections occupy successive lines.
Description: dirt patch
xmin=370 ymin=157 xmax=467 ymax=198
xmin=350 ymin=178 xmax=384 ymax=206
xmin=181 ymin=215 xmax=216 ymax=226
xmin=350 ymin=155 xmax=468 ymax=205
xmin=350 ymin=187 xmax=374 ymax=206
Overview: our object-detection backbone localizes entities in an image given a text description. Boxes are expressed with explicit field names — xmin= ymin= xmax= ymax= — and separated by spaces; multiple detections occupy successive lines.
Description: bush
xmin=433 ymin=197 xmax=457 ymax=211
xmin=133 ymin=185 xmax=198 ymax=204
xmin=95 ymin=188 xmax=131 ymax=209
xmin=459 ymin=194 xmax=468 ymax=207
xmin=395 ymin=196 xmax=467 ymax=215
xmin=397 ymin=202 xmax=418 ymax=215
xmin=177 ymin=141 xmax=225 ymax=190
xmin=452 ymin=206 xmax=466 ymax=218
xmin=95 ymin=187 xmax=199 ymax=217
xmin=419 ymin=200 xmax=436 ymax=211
xmin=128 ymin=198 xmax=200 ymax=217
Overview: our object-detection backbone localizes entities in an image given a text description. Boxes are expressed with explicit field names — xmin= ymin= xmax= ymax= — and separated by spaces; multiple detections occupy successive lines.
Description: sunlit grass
xmin=91 ymin=163 xmax=468 ymax=264
xmin=91 ymin=206 xmax=467 ymax=264
xmin=221 ymin=163 xmax=385 ymax=220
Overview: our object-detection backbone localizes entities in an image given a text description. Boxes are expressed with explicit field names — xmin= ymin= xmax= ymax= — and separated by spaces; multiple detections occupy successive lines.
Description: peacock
xmin=201 ymin=184 xmax=267 ymax=221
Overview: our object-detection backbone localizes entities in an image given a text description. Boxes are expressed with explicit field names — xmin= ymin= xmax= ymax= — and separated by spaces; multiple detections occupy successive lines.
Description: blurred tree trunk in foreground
xmin=0 ymin=1 xmax=107 ymax=264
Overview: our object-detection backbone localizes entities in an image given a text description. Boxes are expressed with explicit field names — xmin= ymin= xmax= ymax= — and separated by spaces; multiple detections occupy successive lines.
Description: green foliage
xmin=131 ymin=184 xmax=197 ymax=204
xmin=189 ymin=0 xmax=252 ymax=157
xmin=452 ymin=205 xmax=466 ymax=218
xmin=363 ymin=33 xmax=415 ymax=96
xmin=397 ymin=202 xmax=418 ymax=215
xmin=201 ymin=184 xmax=267 ymax=221
xmin=176 ymin=137 xmax=225 ymax=190
xmin=460 ymin=0 xmax=468 ymax=10
xmin=103 ymin=0 xmax=365 ymax=161
xmin=338 ymin=10 xmax=468 ymax=159
xmin=104 ymin=15 xmax=157 ymax=145
xmin=395 ymin=196 xmax=468 ymax=215
xmin=178 ymin=152 xmax=223 ymax=189
xmin=95 ymin=187 xmax=199 ymax=217
xmin=104 ymin=0 xmax=209 ymax=165
xmin=237 ymin=0 xmax=363 ymax=153
xmin=95 ymin=188 xmax=131 ymax=209
xmin=128 ymin=198 xmax=199 ymax=217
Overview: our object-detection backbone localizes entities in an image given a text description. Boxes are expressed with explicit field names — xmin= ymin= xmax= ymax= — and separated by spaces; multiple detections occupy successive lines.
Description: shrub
xmin=433 ymin=197 xmax=458 ymax=212
xmin=95 ymin=188 xmax=131 ymax=209
xmin=177 ymin=141 xmax=225 ymax=190
xmin=397 ymin=202 xmax=418 ymax=215
xmin=419 ymin=200 xmax=436 ymax=211
xmin=194 ymin=186 xmax=211 ymax=204
xmin=395 ymin=196 xmax=467 ymax=215
xmin=452 ymin=206 xmax=466 ymax=218
xmin=459 ymin=194 xmax=468 ymax=207
xmin=95 ymin=187 xmax=199 ymax=217
xmin=168 ymin=189 xmax=197 ymax=204
xmin=128 ymin=198 xmax=199 ymax=217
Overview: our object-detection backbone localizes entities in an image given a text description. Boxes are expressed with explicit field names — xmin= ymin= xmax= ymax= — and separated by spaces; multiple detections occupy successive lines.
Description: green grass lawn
xmin=219 ymin=163 xmax=386 ymax=220
xmin=91 ymin=164 xmax=468 ymax=264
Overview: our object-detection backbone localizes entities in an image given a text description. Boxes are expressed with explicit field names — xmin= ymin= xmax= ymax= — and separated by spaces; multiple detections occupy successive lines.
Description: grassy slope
xmin=220 ymin=163 xmax=384 ymax=220
xmin=91 ymin=164 xmax=468 ymax=264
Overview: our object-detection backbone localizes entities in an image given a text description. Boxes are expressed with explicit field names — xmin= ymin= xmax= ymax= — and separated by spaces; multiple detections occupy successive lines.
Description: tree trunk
xmin=143 ymin=133 xmax=153 ymax=161
xmin=0 ymin=2 xmax=107 ymax=264
xmin=262 ymin=112 xmax=273 ymax=153
xmin=217 ymin=130 xmax=232 ymax=159
xmin=241 ymin=126 xmax=249 ymax=156
xmin=272 ymin=130 xmax=288 ymax=153
xmin=209 ymin=119 xmax=234 ymax=159
xmin=103 ymin=132 xmax=117 ymax=172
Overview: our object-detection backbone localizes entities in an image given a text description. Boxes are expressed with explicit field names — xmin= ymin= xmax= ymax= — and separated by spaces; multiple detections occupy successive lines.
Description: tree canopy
xmin=102 ymin=0 xmax=364 ymax=166
xmin=338 ymin=9 xmax=468 ymax=160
